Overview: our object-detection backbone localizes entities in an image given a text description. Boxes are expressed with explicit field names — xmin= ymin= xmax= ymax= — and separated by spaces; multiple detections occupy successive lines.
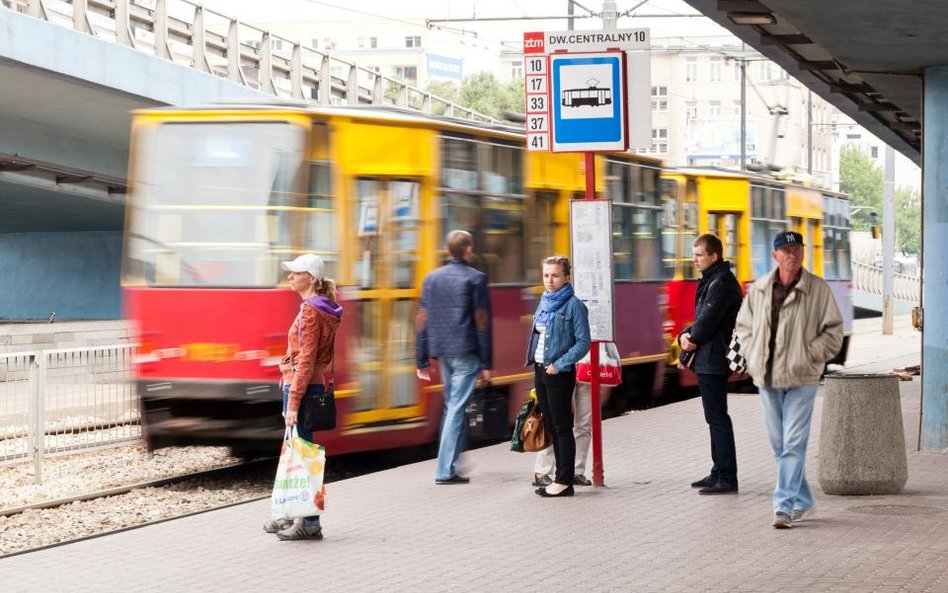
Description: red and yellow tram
xmin=123 ymin=103 xmax=668 ymax=455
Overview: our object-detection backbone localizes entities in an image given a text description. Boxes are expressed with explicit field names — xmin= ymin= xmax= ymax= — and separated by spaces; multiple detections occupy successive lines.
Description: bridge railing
xmin=851 ymin=260 xmax=921 ymax=304
xmin=4 ymin=0 xmax=499 ymax=122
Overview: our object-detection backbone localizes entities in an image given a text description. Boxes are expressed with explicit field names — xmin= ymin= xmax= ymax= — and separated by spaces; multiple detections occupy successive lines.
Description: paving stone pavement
xmin=2 ymin=319 xmax=945 ymax=593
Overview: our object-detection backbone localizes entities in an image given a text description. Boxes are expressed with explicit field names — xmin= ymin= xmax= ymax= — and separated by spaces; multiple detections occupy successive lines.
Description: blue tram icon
xmin=561 ymin=79 xmax=612 ymax=107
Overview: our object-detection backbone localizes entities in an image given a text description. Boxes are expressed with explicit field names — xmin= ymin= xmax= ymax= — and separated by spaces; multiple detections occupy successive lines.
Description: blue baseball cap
xmin=774 ymin=231 xmax=804 ymax=250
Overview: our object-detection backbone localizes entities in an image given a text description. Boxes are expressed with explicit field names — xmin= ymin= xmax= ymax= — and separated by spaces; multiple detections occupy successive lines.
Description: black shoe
xmin=532 ymin=474 xmax=552 ymax=487
xmin=536 ymin=485 xmax=575 ymax=497
xmin=435 ymin=475 xmax=470 ymax=485
xmin=572 ymin=475 xmax=592 ymax=486
xmin=690 ymin=475 xmax=716 ymax=488
xmin=698 ymin=481 xmax=738 ymax=495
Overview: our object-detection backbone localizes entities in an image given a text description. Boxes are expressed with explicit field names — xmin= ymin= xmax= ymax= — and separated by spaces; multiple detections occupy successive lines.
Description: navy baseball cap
xmin=774 ymin=231 xmax=804 ymax=250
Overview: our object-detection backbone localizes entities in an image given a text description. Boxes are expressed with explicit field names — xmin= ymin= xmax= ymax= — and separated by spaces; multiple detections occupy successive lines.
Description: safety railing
xmin=2 ymin=0 xmax=498 ymax=122
xmin=851 ymin=260 xmax=921 ymax=304
xmin=0 ymin=344 xmax=140 ymax=484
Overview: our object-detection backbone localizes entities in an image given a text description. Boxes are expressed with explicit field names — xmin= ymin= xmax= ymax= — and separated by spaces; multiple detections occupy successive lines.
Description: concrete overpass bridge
xmin=0 ymin=0 xmax=488 ymax=321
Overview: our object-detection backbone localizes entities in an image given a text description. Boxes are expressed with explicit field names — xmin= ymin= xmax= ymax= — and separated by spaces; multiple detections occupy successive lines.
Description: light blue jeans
xmin=759 ymin=384 xmax=819 ymax=516
xmin=435 ymin=353 xmax=480 ymax=481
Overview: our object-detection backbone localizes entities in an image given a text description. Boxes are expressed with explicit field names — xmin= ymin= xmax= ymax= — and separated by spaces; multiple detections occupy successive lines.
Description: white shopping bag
xmin=270 ymin=427 xmax=327 ymax=519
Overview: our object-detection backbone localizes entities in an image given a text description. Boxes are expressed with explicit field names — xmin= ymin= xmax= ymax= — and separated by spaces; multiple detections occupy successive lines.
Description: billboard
xmin=687 ymin=116 xmax=758 ymax=158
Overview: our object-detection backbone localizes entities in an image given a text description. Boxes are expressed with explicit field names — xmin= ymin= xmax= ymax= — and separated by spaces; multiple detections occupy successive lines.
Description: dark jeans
xmin=534 ymin=365 xmax=577 ymax=486
xmin=697 ymin=373 xmax=738 ymax=485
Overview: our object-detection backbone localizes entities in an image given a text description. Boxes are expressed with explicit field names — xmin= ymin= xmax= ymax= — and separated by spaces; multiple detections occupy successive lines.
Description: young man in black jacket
xmin=678 ymin=233 xmax=744 ymax=494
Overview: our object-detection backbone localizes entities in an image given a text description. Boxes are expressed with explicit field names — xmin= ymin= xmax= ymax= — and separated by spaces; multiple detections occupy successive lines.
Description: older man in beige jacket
xmin=734 ymin=231 xmax=843 ymax=529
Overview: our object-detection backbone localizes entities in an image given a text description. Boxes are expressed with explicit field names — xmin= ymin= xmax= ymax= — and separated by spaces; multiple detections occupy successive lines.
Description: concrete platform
xmin=2 ymin=317 xmax=945 ymax=593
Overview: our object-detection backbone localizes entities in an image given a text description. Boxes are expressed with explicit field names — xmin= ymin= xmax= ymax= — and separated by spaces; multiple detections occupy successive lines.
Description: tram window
xmin=640 ymin=166 xmax=660 ymax=205
xmin=773 ymin=188 xmax=785 ymax=220
xmin=306 ymin=160 xmax=337 ymax=277
xmin=606 ymin=159 xmax=631 ymax=203
xmin=823 ymin=227 xmax=837 ymax=280
xmin=613 ymin=204 xmax=661 ymax=281
xmin=440 ymin=135 xmax=525 ymax=284
xmin=128 ymin=122 xmax=306 ymax=287
xmin=524 ymin=192 xmax=557 ymax=283
xmin=833 ymin=229 xmax=852 ymax=280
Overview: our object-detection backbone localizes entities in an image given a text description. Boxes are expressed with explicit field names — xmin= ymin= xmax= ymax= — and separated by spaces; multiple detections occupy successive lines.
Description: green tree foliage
xmin=425 ymin=73 xmax=525 ymax=120
xmin=895 ymin=186 xmax=921 ymax=255
xmin=838 ymin=145 xmax=882 ymax=232
xmin=839 ymin=144 xmax=921 ymax=254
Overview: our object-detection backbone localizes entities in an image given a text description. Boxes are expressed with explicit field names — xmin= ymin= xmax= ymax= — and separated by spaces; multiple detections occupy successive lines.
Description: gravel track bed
xmin=0 ymin=445 xmax=273 ymax=556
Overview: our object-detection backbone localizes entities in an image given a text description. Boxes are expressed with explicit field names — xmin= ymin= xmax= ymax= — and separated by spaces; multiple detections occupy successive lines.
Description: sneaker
xmin=532 ymin=474 xmax=552 ymax=487
xmin=263 ymin=518 xmax=293 ymax=534
xmin=572 ymin=475 xmax=592 ymax=486
xmin=792 ymin=506 xmax=816 ymax=522
xmin=772 ymin=511 xmax=793 ymax=529
xmin=276 ymin=518 xmax=324 ymax=541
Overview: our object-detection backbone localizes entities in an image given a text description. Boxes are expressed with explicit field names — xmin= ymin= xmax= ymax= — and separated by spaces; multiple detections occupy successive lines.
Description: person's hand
xmin=680 ymin=332 xmax=696 ymax=352
xmin=481 ymin=369 xmax=493 ymax=382
xmin=545 ymin=363 xmax=559 ymax=375
xmin=417 ymin=368 xmax=432 ymax=382
xmin=285 ymin=408 xmax=298 ymax=427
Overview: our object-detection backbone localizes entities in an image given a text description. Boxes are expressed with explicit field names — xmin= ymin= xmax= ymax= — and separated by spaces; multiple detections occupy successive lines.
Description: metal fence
xmin=852 ymin=260 xmax=921 ymax=304
xmin=0 ymin=344 xmax=140 ymax=483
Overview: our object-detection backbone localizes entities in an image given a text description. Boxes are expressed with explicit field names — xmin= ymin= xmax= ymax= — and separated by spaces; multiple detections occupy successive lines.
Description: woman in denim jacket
xmin=525 ymin=256 xmax=591 ymax=497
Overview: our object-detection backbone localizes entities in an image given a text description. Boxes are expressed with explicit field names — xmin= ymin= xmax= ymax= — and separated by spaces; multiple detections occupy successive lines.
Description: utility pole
xmin=740 ymin=58 xmax=747 ymax=170
xmin=882 ymin=145 xmax=895 ymax=335
xmin=807 ymin=90 xmax=813 ymax=175
xmin=568 ymin=0 xmax=575 ymax=31
xmin=602 ymin=0 xmax=618 ymax=29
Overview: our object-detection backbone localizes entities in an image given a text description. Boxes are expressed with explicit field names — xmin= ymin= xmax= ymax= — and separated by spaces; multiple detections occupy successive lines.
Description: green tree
xmin=838 ymin=145 xmax=883 ymax=232
xmin=427 ymin=73 xmax=525 ymax=120
xmin=895 ymin=186 xmax=921 ymax=254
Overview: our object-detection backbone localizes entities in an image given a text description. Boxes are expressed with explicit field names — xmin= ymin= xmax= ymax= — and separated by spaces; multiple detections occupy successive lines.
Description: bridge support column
xmin=920 ymin=65 xmax=948 ymax=450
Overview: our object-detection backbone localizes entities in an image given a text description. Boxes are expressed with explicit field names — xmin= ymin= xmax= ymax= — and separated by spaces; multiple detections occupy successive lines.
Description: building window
xmin=870 ymin=146 xmax=879 ymax=159
xmin=651 ymin=85 xmax=668 ymax=97
xmin=309 ymin=38 xmax=319 ymax=49
xmin=709 ymin=56 xmax=722 ymax=82
xmin=357 ymin=37 xmax=365 ymax=48
xmin=759 ymin=62 xmax=774 ymax=81
xmin=685 ymin=57 xmax=697 ymax=83
xmin=652 ymin=128 xmax=668 ymax=140
xmin=732 ymin=60 xmax=742 ymax=82
xmin=685 ymin=101 xmax=697 ymax=123
xmin=651 ymin=100 xmax=668 ymax=112
xmin=405 ymin=36 xmax=422 ymax=48
xmin=510 ymin=62 xmax=524 ymax=79
xmin=270 ymin=38 xmax=284 ymax=51
xmin=733 ymin=100 xmax=742 ymax=116
xmin=709 ymin=100 xmax=722 ymax=116
xmin=394 ymin=65 xmax=418 ymax=82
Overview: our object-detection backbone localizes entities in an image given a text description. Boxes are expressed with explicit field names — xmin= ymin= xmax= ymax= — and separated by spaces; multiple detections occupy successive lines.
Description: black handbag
xmin=465 ymin=384 xmax=508 ymax=441
xmin=302 ymin=335 xmax=337 ymax=432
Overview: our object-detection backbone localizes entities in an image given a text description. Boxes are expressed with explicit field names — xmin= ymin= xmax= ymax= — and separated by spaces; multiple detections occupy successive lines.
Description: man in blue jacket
xmin=678 ymin=233 xmax=744 ymax=494
xmin=416 ymin=230 xmax=493 ymax=484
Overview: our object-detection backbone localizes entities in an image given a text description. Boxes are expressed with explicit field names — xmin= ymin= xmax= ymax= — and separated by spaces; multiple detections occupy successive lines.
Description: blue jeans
xmin=435 ymin=353 xmax=481 ymax=480
xmin=759 ymin=384 xmax=818 ymax=515
xmin=282 ymin=384 xmax=321 ymax=525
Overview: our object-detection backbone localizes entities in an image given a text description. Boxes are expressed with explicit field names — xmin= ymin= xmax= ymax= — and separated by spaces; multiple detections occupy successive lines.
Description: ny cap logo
xmin=785 ymin=233 xmax=797 ymax=243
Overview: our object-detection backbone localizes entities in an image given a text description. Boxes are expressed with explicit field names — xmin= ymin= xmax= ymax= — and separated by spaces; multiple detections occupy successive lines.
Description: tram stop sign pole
xmin=524 ymin=28 xmax=650 ymax=487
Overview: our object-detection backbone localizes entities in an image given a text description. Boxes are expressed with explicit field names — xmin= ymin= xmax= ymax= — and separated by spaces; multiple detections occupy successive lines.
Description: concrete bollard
xmin=818 ymin=373 xmax=908 ymax=495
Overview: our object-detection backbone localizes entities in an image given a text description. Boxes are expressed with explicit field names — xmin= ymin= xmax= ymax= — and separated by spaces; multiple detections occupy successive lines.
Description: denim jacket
xmin=524 ymin=296 xmax=591 ymax=372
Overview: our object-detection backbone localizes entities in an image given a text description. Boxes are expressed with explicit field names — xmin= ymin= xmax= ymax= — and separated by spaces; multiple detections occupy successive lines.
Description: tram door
xmin=347 ymin=178 xmax=423 ymax=423
xmin=706 ymin=211 xmax=741 ymax=275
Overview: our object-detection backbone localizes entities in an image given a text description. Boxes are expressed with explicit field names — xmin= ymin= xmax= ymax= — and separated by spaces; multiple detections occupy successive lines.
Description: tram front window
xmin=124 ymin=122 xmax=307 ymax=287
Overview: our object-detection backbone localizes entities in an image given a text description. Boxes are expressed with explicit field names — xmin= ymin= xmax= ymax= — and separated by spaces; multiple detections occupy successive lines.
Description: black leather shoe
xmin=536 ymin=485 xmax=575 ymax=497
xmin=532 ymin=474 xmax=552 ymax=487
xmin=690 ymin=475 xmax=716 ymax=488
xmin=698 ymin=481 xmax=738 ymax=495
xmin=435 ymin=475 xmax=470 ymax=485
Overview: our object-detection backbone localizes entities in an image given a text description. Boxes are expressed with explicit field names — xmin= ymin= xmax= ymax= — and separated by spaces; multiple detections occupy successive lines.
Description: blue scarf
xmin=535 ymin=283 xmax=574 ymax=326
